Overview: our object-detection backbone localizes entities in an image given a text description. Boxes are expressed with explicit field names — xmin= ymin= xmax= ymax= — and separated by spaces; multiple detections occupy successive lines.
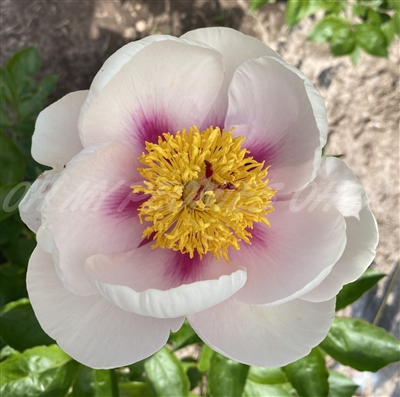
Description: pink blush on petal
xmin=101 ymin=186 xmax=147 ymax=219
xmin=164 ymin=251 xmax=206 ymax=285
xmin=132 ymin=108 xmax=170 ymax=151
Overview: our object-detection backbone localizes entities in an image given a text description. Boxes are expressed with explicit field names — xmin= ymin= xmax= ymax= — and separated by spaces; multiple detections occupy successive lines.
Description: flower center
xmin=132 ymin=126 xmax=276 ymax=262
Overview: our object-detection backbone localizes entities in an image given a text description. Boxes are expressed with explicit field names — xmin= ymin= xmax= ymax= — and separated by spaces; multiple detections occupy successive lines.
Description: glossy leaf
xmin=145 ymin=346 xmax=189 ymax=397
xmin=0 ymin=345 xmax=80 ymax=397
xmin=247 ymin=367 xmax=287 ymax=385
xmin=198 ymin=344 xmax=214 ymax=372
xmin=329 ymin=27 xmax=356 ymax=55
xmin=0 ymin=67 xmax=14 ymax=105
xmin=354 ymin=23 xmax=388 ymax=57
xmin=208 ymin=352 xmax=249 ymax=397
xmin=336 ymin=269 xmax=386 ymax=311
xmin=0 ymin=298 xmax=54 ymax=351
xmin=119 ymin=381 xmax=154 ymax=397
xmin=0 ymin=133 xmax=25 ymax=186
xmin=69 ymin=367 xmax=114 ymax=397
xmin=283 ymin=348 xmax=329 ymax=397
xmin=243 ymin=380 xmax=294 ymax=397
xmin=17 ymin=96 xmax=43 ymax=122
xmin=320 ymin=317 xmax=400 ymax=371
xmin=328 ymin=370 xmax=359 ymax=397
xmin=308 ymin=16 xmax=349 ymax=43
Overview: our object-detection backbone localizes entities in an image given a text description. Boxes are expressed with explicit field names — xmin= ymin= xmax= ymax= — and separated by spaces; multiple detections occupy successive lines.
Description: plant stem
xmin=109 ymin=368 xmax=119 ymax=397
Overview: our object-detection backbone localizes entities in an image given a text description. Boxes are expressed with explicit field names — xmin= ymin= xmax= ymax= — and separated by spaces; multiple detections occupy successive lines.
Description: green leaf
xmin=2 ymin=236 xmax=36 ymax=266
xmin=119 ymin=381 xmax=154 ymax=397
xmin=0 ymin=67 xmax=14 ymax=105
xmin=367 ymin=9 xmax=390 ymax=26
xmin=186 ymin=365 xmax=202 ymax=391
xmin=350 ymin=46 xmax=361 ymax=64
xmin=0 ymin=345 xmax=16 ymax=361
xmin=0 ymin=133 xmax=26 ymax=185
xmin=69 ymin=367 xmax=115 ymax=397
xmin=0 ymin=345 xmax=80 ymax=397
xmin=144 ymin=347 xmax=189 ymax=397
xmin=381 ymin=18 xmax=396 ymax=44
xmin=394 ymin=11 xmax=400 ymax=35
xmin=0 ymin=298 xmax=54 ymax=351
xmin=328 ymin=370 xmax=359 ymax=397
xmin=352 ymin=4 xmax=369 ymax=19
xmin=168 ymin=320 xmax=201 ymax=351
xmin=308 ymin=16 xmax=349 ymax=43
xmin=0 ymin=183 xmax=30 ymax=221
xmin=127 ymin=360 xmax=146 ymax=382
xmin=336 ymin=269 xmax=386 ymax=310
xmin=249 ymin=0 xmax=269 ymax=12
xmin=0 ymin=263 xmax=27 ymax=307
xmin=243 ymin=381 xmax=294 ymax=397
xmin=320 ymin=317 xmax=400 ymax=371
xmin=6 ymin=47 xmax=41 ymax=78
xmin=208 ymin=352 xmax=249 ymax=397
xmin=247 ymin=367 xmax=287 ymax=384
xmin=387 ymin=0 xmax=400 ymax=10
xmin=198 ymin=344 xmax=214 ymax=372
xmin=17 ymin=96 xmax=43 ymax=122
xmin=329 ymin=27 xmax=356 ymax=55
xmin=283 ymin=348 xmax=329 ymax=397
xmin=0 ymin=215 xmax=23 ymax=244
xmin=354 ymin=23 xmax=388 ymax=57
xmin=286 ymin=0 xmax=310 ymax=27
xmin=36 ymin=75 xmax=58 ymax=100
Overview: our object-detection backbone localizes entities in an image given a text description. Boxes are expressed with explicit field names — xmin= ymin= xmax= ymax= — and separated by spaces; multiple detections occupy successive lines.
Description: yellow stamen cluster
xmin=132 ymin=126 xmax=276 ymax=262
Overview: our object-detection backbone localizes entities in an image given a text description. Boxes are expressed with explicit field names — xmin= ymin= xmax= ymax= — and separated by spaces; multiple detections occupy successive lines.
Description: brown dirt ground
xmin=2 ymin=0 xmax=399 ymax=395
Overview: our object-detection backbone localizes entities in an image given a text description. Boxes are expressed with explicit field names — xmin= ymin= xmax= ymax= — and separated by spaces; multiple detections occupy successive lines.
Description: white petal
xmin=78 ymin=35 xmax=212 ymax=133
xmin=232 ymin=200 xmax=347 ymax=306
xmin=301 ymin=157 xmax=378 ymax=302
xmin=27 ymin=246 xmax=184 ymax=369
xmin=85 ymin=245 xmax=247 ymax=319
xmin=225 ymin=56 xmax=327 ymax=194
xmin=19 ymin=170 xmax=60 ymax=232
xmin=80 ymin=40 xmax=224 ymax=156
xmin=181 ymin=27 xmax=280 ymax=127
xmin=40 ymin=143 xmax=147 ymax=295
xmin=32 ymin=91 xmax=86 ymax=170
xmin=188 ymin=296 xmax=335 ymax=367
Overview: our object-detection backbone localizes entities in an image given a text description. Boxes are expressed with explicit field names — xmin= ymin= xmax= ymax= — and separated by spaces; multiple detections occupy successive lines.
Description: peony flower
xmin=20 ymin=27 xmax=378 ymax=369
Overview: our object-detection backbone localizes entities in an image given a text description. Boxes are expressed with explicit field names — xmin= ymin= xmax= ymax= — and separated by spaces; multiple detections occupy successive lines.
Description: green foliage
xmin=0 ymin=47 xmax=55 ymax=316
xmin=168 ymin=320 xmax=202 ymax=351
xmin=208 ymin=352 xmax=249 ymax=397
xmin=283 ymin=348 xmax=329 ymax=397
xmin=0 ymin=345 xmax=80 ymax=397
xmin=0 ymin=298 xmax=54 ymax=351
xmin=249 ymin=0 xmax=398 ymax=61
xmin=321 ymin=317 xmax=400 ymax=371
xmin=328 ymin=371 xmax=359 ymax=397
xmin=336 ymin=268 xmax=386 ymax=310
xmin=144 ymin=347 xmax=190 ymax=396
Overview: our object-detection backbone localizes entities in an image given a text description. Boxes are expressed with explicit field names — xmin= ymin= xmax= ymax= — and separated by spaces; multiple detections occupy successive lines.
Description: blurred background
xmin=1 ymin=0 xmax=399 ymax=395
